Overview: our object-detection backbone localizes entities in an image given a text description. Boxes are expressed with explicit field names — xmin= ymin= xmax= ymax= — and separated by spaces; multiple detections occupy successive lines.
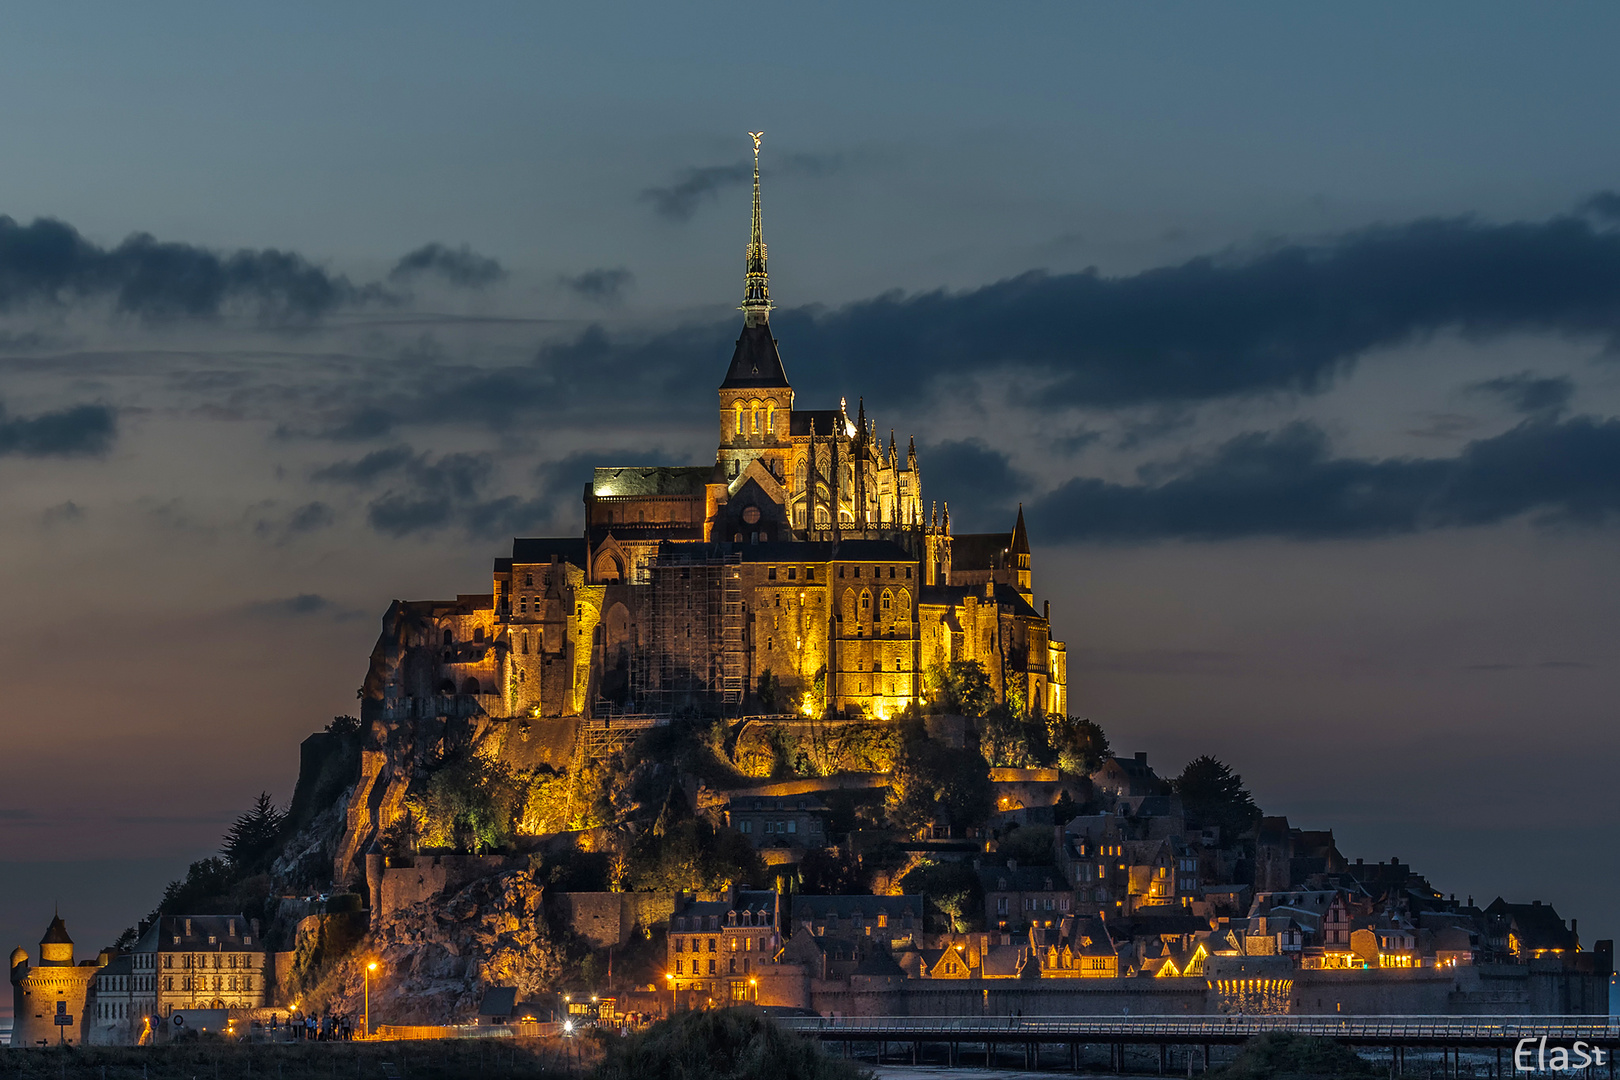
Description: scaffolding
xmin=632 ymin=547 xmax=745 ymax=716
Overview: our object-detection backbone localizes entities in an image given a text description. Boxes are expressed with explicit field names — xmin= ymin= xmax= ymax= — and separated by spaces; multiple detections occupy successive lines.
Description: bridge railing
xmin=777 ymin=1014 xmax=1620 ymax=1042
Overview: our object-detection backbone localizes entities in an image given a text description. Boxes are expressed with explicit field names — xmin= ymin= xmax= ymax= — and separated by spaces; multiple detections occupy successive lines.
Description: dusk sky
xmin=4 ymin=3 xmax=1620 ymax=975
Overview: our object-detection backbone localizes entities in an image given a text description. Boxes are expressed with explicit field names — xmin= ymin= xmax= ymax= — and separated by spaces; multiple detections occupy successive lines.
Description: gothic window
xmin=795 ymin=457 xmax=807 ymax=488
xmin=842 ymin=589 xmax=856 ymax=624
xmin=766 ymin=404 xmax=775 ymax=432
xmin=860 ymin=590 xmax=871 ymax=612
xmin=795 ymin=505 xmax=806 ymax=528
xmin=752 ymin=410 xmax=760 ymax=433
xmin=881 ymin=590 xmax=892 ymax=611
xmin=736 ymin=409 xmax=745 ymax=435
xmin=474 ymin=626 xmax=485 ymax=642
xmin=442 ymin=629 xmax=453 ymax=646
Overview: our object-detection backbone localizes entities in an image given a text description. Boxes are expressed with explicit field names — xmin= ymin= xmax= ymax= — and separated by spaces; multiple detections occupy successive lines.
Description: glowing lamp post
xmin=665 ymin=973 xmax=676 ymax=1016
xmin=749 ymin=976 xmax=757 ymax=1004
xmin=364 ymin=961 xmax=378 ymax=1038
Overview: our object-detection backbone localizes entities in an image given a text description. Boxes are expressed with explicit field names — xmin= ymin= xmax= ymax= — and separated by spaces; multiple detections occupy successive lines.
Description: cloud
xmin=1469 ymin=371 xmax=1574 ymax=416
xmin=388 ymin=243 xmax=506 ymax=289
xmin=41 ymin=500 xmax=85 ymax=526
xmin=1580 ymin=192 xmax=1620 ymax=222
xmin=537 ymin=203 xmax=1620 ymax=412
xmin=640 ymin=152 xmax=845 ymax=221
xmin=244 ymin=594 xmax=336 ymax=618
xmin=1028 ymin=415 xmax=1620 ymax=542
xmin=312 ymin=444 xmax=551 ymax=538
xmin=0 ymin=215 xmax=391 ymax=321
xmin=918 ymin=439 xmax=1030 ymax=530
xmin=285 ymin=501 xmax=335 ymax=533
xmin=0 ymin=401 xmax=116 ymax=456
xmin=560 ymin=267 xmax=634 ymax=303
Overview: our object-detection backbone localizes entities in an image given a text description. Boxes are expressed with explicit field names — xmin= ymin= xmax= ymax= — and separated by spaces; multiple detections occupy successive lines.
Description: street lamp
xmin=749 ymin=977 xmax=757 ymax=1004
xmin=364 ymin=962 xmax=378 ymax=1039
xmin=665 ymin=973 xmax=676 ymax=1016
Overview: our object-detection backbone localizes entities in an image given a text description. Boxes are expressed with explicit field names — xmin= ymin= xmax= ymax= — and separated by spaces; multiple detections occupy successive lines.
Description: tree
xmin=924 ymin=659 xmax=994 ymax=717
xmin=1046 ymin=715 xmax=1110 ymax=776
xmin=222 ymin=792 xmax=286 ymax=871
xmin=407 ymin=752 xmax=525 ymax=853
xmin=898 ymin=859 xmax=984 ymax=934
xmin=1052 ymin=788 xmax=1080 ymax=828
xmin=1173 ymin=755 xmax=1262 ymax=843
xmin=756 ymin=669 xmax=780 ymax=713
xmin=887 ymin=723 xmax=993 ymax=836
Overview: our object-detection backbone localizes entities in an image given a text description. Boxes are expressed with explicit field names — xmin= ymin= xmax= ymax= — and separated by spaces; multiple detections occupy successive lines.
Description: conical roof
xmin=40 ymin=914 xmax=72 ymax=946
xmin=1010 ymin=503 xmax=1030 ymax=555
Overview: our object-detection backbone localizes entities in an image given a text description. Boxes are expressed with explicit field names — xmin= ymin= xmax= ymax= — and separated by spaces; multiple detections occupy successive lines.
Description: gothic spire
xmin=742 ymin=131 xmax=771 ymax=327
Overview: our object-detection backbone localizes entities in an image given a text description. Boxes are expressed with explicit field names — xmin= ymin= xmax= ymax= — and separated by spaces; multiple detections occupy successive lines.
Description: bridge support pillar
xmin=912 ymin=1041 xmax=919 ymax=1066
xmin=1160 ymin=1041 xmax=1167 ymax=1074
xmin=988 ymin=1040 xmax=996 ymax=1069
xmin=1204 ymin=1044 xmax=1210 ymax=1072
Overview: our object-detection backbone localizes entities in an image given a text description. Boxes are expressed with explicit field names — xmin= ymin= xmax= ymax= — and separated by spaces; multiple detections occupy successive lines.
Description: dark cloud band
xmin=1029 ymin=415 xmax=1620 ymax=543
xmin=0 ymin=402 xmax=116 ymax=456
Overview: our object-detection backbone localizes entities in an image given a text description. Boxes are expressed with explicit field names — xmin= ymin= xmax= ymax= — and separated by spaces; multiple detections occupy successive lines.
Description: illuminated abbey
xmin=360 ymin=136 xmax=1065 ymax=737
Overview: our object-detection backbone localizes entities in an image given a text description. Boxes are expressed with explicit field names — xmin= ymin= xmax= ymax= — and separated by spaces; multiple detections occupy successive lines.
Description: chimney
xmin=1043 ymin=600 xmax=1050 ymax=620
xmin=1134 ymin=752 xmax=1147 ymax=764
xmin=1533 ymin=900 xmax=1541 ymax=907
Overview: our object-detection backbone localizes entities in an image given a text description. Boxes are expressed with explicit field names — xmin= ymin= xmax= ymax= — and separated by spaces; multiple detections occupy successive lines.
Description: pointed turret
xmin=1011 ymin=503 xmax=1030 ymax=556
xmin=907 ymin=435 xmax=917 ymax=470
xmin=1010 ymin=503 xmax=1032 ymax=598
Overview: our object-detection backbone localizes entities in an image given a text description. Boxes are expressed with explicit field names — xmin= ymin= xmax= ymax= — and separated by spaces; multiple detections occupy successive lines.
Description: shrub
xmin=593 ymin=1008 xmax=872 ymax=1080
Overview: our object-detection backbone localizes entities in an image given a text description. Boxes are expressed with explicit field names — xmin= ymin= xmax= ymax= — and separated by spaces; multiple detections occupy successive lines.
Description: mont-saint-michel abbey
xmin=362 ymin=143 xmax=1065 ymax=738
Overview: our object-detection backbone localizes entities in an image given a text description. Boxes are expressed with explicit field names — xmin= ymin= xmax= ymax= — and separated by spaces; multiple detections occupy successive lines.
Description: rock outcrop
xmin=311 ymin=866 xmax=569 ymax=1025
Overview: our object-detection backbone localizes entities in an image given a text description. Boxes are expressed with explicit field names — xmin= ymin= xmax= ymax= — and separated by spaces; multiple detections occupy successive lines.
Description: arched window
xmin=815 ymin=506 xmax=830 ymax=526
xmin=736 ymin=408 xmax=745 ymax=435
xmin=842 ymin=589 xmax=857 ymax=624
xmin=795 ymin=456 xmax=807 ymax=488
xmin=461 ymin=677 xmax=480 ymax=696
xmin=860 ymin=590 xmax=871 ymax=612
xmin=766 ymin=404 xmax=775 ymax=432
xmin=442 ymin=629 xmax=453 ymax=646
xmin=881 ymin=589 xmax=892 ymax=611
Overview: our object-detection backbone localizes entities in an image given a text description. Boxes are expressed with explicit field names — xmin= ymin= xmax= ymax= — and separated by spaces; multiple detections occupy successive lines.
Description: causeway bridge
xmin=777 ymin=1014 xmax=1620 ymax=1076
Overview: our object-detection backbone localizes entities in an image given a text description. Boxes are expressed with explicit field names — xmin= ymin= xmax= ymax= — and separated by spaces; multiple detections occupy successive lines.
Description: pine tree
xmin=1173 ymin=755 xmax=1262 ymax=843
xmin=221 ymin=791 xmax=286 ymax=870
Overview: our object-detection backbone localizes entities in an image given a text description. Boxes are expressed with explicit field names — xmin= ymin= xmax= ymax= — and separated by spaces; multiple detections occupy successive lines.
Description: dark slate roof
xmin=660 ymin=539 xmax=918 ymax=564
xmin=155 ymin=915 xmax=259 ymax=950
xmin=479 ymin=987 xmax=518 ymax=1017
xmin=720 ymin=323 xmax=791 ymax=389
xmin=789 ymin=409 xmax=846 ymax=437
xmin=995 ymin=583 xmax=1041 ymax=619
xmin=1485 ymin=898 xmax=1579 ymax=952
xmin=951 ymin=532 xmax=1012 ymax=571
xmin=40 ymin=915 xmax=72 ymax=945
xmin=979 ymin=865 xmax=1065 ymax=893
xmin=792 ymin=895 xmax=923 ymax=920
xmin=509 ymin=538 xmax=588 ymax=566
xmin=673 ymin=890 xmax=779 ymax=925
xmin=591 ymin=466 xmax=714 ymax=497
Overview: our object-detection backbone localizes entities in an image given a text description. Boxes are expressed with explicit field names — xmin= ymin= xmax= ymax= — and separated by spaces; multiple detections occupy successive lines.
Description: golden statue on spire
xmin=749 ymin=131 xmax=764 ymax=154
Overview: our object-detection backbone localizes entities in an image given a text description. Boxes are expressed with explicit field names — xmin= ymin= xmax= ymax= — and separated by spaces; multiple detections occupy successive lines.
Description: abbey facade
xmin=360 ymin=144 xmax=1066 ymax=736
